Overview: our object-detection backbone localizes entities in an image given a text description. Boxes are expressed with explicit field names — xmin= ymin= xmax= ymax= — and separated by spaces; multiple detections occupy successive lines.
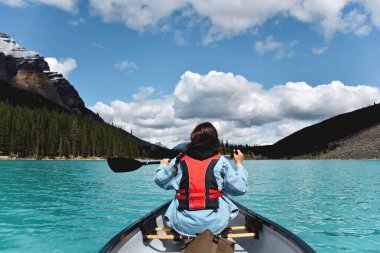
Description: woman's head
xmin=189 ymin=122 xmax=219 ymax=151
xmin=173 ymin=122 xmax=219 ymax=172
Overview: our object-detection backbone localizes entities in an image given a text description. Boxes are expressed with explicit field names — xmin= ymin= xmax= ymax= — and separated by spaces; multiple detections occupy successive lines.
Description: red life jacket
xmin=175 ymin=154 xmax=223 ymax=211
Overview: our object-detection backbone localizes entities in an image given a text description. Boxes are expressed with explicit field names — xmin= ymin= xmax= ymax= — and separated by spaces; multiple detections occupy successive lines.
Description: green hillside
xmin=0 ymin=100 xmax=140 ymax=159
xmin=0 ymin=83 xmax=177 ymax=159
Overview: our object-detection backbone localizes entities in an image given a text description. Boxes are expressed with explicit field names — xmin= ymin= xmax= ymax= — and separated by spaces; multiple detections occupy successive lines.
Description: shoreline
xmin=0 ymin=156 xmax=106 ymax=161
xmin=1 ymin=155 xmax=379 ymax=161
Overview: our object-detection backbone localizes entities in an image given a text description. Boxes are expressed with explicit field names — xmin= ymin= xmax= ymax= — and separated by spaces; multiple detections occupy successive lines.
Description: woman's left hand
xmin=234 ymin=149 xmax=244 ymax=165
xmin=160 ymin=158 xmax=170 ymax=165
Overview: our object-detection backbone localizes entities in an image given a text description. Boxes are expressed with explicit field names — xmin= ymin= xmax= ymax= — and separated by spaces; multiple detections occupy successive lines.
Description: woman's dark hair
xmin=188 ymin=122 xmax=220 ymax=151
xmin=173 ymin=122 xmax=220 ymax=174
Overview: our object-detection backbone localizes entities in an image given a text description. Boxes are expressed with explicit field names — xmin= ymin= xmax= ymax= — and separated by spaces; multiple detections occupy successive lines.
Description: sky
xmin=1 ymin=0 xmax=380 ymax=148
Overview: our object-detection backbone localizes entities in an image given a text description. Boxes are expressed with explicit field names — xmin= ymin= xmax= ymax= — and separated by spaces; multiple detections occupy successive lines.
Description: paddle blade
xmin=107 ymin=157 xmax=143 ymax=173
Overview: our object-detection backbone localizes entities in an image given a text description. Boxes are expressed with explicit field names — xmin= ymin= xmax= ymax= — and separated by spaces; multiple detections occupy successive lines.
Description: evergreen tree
xmin=0 ymin=101 xmax=174 ymax=159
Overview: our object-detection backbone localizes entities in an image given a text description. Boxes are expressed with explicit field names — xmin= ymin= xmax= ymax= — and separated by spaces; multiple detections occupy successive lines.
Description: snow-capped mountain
xmin=154 ymin=142 xmax=167 ymax=148
xmin=171 ymin=142 xmax=188 ymax=151
xmin=0 ymin=32 xmax=39 ymax=59
xmin=0 ymin=32 xmax=100 ymax=120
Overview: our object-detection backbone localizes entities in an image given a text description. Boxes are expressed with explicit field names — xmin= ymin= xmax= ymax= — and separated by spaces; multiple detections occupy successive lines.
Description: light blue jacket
xmin=154 ymin=156 xmax=248 ymax=236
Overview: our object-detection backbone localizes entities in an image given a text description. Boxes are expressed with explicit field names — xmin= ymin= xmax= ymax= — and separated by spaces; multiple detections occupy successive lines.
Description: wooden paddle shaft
xmin=142 ymin=161 xmax=161 ymax=165
xmin=145 ymin=155 xmax=231 ymax=166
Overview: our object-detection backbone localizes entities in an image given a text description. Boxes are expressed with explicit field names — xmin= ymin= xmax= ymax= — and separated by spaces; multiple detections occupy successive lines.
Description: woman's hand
xmin=234 ymin=149 xmax=244 ymax=165
xmin=160 ymin=158 xmax=170 ymax=165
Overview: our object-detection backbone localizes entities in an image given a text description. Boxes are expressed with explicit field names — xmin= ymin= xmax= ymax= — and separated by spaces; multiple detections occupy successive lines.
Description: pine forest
xmin=0 ymin=101 xmax=140 ymax=159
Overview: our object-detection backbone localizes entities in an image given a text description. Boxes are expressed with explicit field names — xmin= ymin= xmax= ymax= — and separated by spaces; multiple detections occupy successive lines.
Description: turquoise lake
xmin=0 ymin=160 xmax=379 ymax=253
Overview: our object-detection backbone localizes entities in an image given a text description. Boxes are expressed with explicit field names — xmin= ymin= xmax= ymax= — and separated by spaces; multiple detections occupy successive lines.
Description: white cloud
xmin=312 ymin=46 xmax=328 ymax=55
xmin=69 ymin=18 xmax=86 ymax=26
xmin=254 ymin=36 xmax=282 ymax=56
xmin=0 ymin=0 xmax=26 ymax=7
xmin=3 ymin=1 xmax=379 ymax=42
xmin=354 ymin=25 xmax=371 ymax=36
xmin=88 ymin=0 xmax=379 ymax=44
xmin=174 ymin=30 xmax=187 ymax=46
xmin=365 ymin=0 xmax=380 ymax=28
xmin=340 ymin=9 xmax=371 ymax=36
xmin=254 ymin=36 xmax=297 ymax=59
xmin=45 ymin=57 xmax=77 ymax=78
xmin=132 ymin=86 xmax=155 ymax=100
xmin=114 ymin=60 xmax=138 ymax=71
xmin=91 ymin=71 xmax=380 ymax=148
xmin=36 ymin=0 xmax=77 ymax=12
xmin=89 ymin=0 xmax=186 ymax=32
xmin=289 ymin=0 xmax=350 ymax=39
xmin=275 ymin=120 xmax=313 ymax=139
xmin=0 ymin=0 xmax=77 ymax=12
xmin=90 ymin=96 xmax=193 ymax=148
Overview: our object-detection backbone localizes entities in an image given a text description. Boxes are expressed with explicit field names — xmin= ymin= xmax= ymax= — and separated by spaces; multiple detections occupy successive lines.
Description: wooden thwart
xmin=227 ymin=226 xmax=246 ymax=231
xmin=146 ymin=232 xmax=255 ymax=240
xmin=155 ymin=227 xmax=173 ymax=232
xmin=149 ymin=226 xmax=255 ymax=240
xmin=147 ymin=235 xmax=177 ymax=240
xmin=227 ymin=233 xmax=255 ymax=238
xmin=155 ymin=226 xmax=247 ymax=232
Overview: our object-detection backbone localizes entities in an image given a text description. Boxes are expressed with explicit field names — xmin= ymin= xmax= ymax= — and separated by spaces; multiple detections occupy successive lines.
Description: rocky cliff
xmin=0 ymin=32 xmax=101 ymax=120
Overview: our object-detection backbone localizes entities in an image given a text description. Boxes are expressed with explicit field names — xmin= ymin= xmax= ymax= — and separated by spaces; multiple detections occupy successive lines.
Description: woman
xmin=154 ymin=122 xmax=248 ymax=237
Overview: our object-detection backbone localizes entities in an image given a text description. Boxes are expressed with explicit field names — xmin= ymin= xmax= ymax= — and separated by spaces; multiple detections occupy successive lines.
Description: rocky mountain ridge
xmin=0 ymin=32 xmax=101 ymax=120
xmin=171 ymin=142 xmax=188 ymax=151
xmin=252 ymin=103 xmax=380 ymax=159
xmin=0 ymin=32 xmax=179 ymax=159
xmin=302 ymin=122 xmax=380 ymax=159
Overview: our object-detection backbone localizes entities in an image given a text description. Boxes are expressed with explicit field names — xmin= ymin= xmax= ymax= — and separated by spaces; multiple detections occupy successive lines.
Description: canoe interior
xmin=99 ymin=200 xmax=315 ymax=253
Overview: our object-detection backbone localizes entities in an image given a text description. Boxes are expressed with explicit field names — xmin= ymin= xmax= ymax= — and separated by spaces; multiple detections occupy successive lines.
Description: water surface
xmin=0 ymin=160 xmax=379 ymax=252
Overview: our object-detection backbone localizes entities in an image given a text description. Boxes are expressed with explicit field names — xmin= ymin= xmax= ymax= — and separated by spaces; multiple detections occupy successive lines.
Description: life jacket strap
xmin=175 ymin=189 xmax=223 ymax=200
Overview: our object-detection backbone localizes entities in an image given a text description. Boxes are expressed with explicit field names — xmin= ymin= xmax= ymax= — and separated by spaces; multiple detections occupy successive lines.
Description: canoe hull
xmin=99 ymin=200 xmax=315 ymax=253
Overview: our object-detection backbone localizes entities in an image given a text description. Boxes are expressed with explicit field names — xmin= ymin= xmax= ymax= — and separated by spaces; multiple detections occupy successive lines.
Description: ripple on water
xmin=0 ymin=160 xmax=379 ymax=253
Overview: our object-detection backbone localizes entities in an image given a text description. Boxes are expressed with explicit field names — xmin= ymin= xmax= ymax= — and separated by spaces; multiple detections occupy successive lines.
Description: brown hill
xmin=251 ymin=103 xmax=380 ymax=159
xmin=299 ymin=123 xmax=380 ymax=159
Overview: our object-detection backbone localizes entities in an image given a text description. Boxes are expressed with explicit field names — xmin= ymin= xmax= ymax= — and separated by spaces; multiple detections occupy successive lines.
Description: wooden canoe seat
xmin=147 ymin=226 xmax=255 ymax=240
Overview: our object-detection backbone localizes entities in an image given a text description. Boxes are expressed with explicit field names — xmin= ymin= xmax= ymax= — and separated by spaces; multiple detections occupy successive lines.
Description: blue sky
xmin=1 ymin=0 xmax=380 ymax=147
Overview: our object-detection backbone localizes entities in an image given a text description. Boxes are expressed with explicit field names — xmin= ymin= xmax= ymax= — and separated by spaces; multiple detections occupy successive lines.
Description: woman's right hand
xmin=160 ymin=158 xmax=170 ymax=165
xmin=233 ymin=149 xmax=244 ymax=165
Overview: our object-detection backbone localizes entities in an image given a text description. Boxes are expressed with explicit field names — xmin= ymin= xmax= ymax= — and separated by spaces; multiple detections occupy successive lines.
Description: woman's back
xmin=154 ymin=154 xmax=247 ymax=236
xmin=153 ymin=122 xmax=248 ymax=236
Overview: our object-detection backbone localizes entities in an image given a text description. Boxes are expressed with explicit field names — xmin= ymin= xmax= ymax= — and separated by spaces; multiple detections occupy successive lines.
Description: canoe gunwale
xmin=99 ymin=200 xmax=315 ymax=253
xmin=231 ymin=199 xmax=315 ymax=253
xmin=99 ymin=201 xmax=170 ymax=253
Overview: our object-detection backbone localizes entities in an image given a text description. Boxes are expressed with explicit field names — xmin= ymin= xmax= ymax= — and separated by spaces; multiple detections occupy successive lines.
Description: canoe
xmin=99 ymin=199 xmax=315 ymax=253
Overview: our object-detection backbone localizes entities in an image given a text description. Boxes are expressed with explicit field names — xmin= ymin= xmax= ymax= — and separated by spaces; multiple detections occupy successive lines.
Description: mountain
xmin=154 ymin=142 xmax=167 ymax=148
xmin=171 ymin=142 xmax=188 ymax=151
xmin=0 ymin=81 xmax=69 ymax=112
xmin=253 ymin=103 xmax=380 ymax=159
xmin=309 ymin=122 xmax=380 ymax=159
xmin=0 ymin=32 xmax=101 ymax=121
xmin=0 ymin=32 xmax=177 ymax=159
xmin=127 ymin=137 xmax=177 ymax=159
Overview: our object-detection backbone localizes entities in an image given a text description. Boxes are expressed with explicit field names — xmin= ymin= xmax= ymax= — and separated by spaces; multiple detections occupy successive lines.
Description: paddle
xmin=107 ymin=150 xmax=238 ymax=173
xmin=107 ymin=157 xmax=165 ymax=173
